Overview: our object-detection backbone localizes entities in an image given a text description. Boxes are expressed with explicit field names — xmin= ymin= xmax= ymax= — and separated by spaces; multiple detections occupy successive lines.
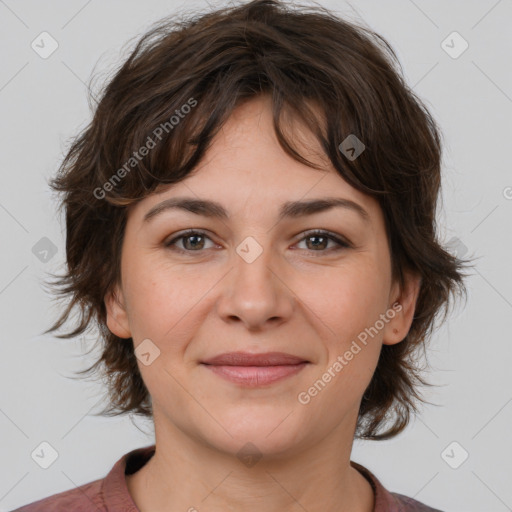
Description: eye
xmin=165 ymin=229 xmax=350 ymax=255
xmin=164 ymin=229 xmax=217 ymax=253
xmin=294 ymin=230 xmax=351 ymax=253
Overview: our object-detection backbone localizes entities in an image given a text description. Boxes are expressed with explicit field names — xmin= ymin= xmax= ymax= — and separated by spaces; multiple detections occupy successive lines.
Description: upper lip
xmin=201 ymin=352 xmax=309 ymax=366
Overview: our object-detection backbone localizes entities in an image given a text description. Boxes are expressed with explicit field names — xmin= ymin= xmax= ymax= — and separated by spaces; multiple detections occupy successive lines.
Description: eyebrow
xmin=143 ymin=196 xmax=370 ymax=224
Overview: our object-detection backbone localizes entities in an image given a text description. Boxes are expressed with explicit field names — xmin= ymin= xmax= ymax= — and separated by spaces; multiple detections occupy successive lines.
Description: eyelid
xmin=297 ymin=229 xmax=352 ymax=248
xmin=164 ymin=228 xmax=218 ymax=249
xmin=164 ymin=228 xmax=352 ymax=253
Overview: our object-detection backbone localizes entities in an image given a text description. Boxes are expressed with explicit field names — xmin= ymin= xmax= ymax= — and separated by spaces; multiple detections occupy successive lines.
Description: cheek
xmin=304 ymin=259 xmax=389 ymax=336
xmin=123 ymin=256 xmax=216 ymax=347
xmin=303 ymin=258 xmax=390 ymax=387
xmin=306 ymin=268 xmax=387 ymax=408
xmin=334 ymin=264 xmax=390 ymax=371
xmin=121 ymin=257 xmax=179 ymax=341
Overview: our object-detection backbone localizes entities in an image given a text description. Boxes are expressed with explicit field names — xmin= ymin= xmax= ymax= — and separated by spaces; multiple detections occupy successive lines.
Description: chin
xmin=203 ymin=410 xmax=308 ymax=459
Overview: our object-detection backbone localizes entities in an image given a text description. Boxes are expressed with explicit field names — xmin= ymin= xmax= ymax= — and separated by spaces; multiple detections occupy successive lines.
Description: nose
xmin=215 ymin=239 xmax=294 ymax=331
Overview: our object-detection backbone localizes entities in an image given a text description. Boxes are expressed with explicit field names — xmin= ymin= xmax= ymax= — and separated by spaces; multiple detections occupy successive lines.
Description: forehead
xmin=130 ymin=95 xmax=381 ymax=224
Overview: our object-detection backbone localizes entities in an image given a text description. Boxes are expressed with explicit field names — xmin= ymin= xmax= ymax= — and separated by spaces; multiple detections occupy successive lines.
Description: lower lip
xmin=201 ymin=363 xmax=308 ymax=386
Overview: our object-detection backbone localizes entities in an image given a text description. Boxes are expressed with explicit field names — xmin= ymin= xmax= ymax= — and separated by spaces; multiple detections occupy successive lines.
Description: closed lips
xmin=201 ymin=352 xmax=309 ymax=366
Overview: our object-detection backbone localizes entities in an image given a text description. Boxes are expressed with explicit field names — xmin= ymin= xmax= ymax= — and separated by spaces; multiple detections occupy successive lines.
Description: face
xmin=105 ymin=95 xmax=420 ymax=458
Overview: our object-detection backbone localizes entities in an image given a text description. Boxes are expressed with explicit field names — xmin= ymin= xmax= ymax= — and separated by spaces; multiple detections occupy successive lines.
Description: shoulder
xmin=10 ymin=445 xmax=154 ymax=512
xmin=350 ymin=460 xmax=444 ymax=512
xmin=391 ymin=492 xmax=445 ymax=511
xmin=10 ymin=478 xmax=107 ymax=512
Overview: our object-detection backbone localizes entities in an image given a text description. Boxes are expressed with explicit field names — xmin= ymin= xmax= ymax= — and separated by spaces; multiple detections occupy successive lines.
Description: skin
xmin=105 ymin=94 xmax=421 ymax=512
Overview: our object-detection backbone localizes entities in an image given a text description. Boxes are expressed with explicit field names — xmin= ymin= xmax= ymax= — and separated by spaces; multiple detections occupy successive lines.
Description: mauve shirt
xmin=12 ymin=444 xmax=443 ymax=511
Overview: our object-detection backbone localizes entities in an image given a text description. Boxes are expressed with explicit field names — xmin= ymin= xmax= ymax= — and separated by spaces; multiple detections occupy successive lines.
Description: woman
xmin=14 ymin=0 xmax=467 ymax=510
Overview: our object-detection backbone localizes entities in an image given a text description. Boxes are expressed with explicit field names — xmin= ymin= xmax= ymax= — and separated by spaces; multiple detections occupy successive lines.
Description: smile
xmin=201 ymin=362 xmax=309 ymax=387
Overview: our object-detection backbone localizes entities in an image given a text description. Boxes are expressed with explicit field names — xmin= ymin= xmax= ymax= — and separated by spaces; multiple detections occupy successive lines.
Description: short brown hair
xmin=44 ymin=0 xmax=469 ymax=440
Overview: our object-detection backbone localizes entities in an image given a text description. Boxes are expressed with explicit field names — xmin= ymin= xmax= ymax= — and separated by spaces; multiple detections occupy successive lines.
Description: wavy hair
xmin=43 ymin=0 xmax=470 ymax=440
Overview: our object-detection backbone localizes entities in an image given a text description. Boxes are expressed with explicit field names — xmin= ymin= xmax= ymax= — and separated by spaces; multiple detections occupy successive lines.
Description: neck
xmin=126 ymin=419 xmax=374 ymax=512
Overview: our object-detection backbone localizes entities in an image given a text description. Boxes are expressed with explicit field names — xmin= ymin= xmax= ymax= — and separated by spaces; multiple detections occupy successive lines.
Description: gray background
xmin=1 ymin=0 xmax=511 ymax=511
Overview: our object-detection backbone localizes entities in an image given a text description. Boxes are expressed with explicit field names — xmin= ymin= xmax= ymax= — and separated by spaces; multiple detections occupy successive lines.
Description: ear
xmin=104 ymin=284 xmax=132 ymax=339
xmin=382 ymin=269 xmax=422 ymax=346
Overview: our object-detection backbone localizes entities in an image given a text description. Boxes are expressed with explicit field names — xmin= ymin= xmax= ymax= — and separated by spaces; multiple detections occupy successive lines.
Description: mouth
xmin=200 ymin=352 xmax=310 ymax=387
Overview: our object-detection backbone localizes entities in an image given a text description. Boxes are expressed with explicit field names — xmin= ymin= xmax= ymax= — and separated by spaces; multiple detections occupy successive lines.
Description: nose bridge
xmin=235 ymin=233 xmax=275 ymax=289
xmin=216 ymin=233 xmax=293 ymax=328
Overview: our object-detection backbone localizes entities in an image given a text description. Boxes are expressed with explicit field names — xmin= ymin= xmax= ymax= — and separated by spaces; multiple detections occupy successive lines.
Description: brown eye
xmin=165 ymin=230 xmax=215 ymax=253
xmin=164 ymin=229 xmax=351 ymax=255
xmin=295 ymin=230 xmax=351 ymax=253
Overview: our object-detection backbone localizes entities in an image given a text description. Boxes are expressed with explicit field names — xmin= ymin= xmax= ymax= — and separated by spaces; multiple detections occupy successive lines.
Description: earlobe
xmin=104 ymin=285 xmax=132 ymax=339
xmin=383 ymin=271 xmax=422 ymax=346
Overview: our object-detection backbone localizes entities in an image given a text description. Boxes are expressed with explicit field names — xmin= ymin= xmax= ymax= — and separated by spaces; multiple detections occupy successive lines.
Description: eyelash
xmin=164 ymin=229 xmax=351 ymax=255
